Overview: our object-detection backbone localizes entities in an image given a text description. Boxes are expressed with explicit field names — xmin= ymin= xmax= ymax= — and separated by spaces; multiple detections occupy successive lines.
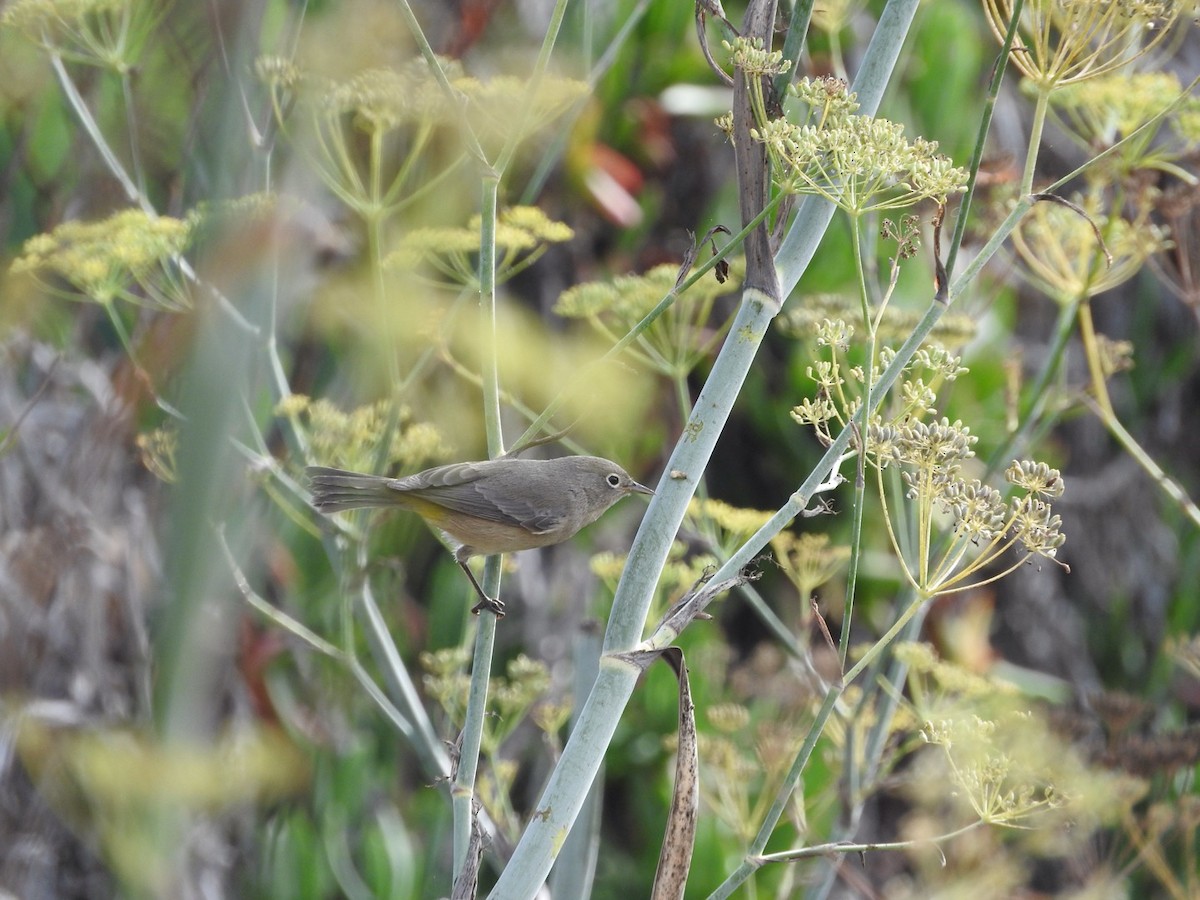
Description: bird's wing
xmin=396 ymin=462 xmax=565 ymax=534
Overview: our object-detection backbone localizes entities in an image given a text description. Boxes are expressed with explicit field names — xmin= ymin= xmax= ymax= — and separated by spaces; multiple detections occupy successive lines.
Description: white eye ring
xmin=606 ymin=473 xmax=621 ymax=487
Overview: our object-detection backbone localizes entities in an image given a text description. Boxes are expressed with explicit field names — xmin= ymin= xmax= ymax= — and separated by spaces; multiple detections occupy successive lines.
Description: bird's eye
xmin=606 ymin=473 xmax=621 ymax=487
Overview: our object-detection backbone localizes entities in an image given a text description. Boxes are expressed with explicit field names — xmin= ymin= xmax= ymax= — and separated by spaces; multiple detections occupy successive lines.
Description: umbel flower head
xmin=1048 ymin=72 xmax=1192 ymax=150
xmin=452 ymin=74 xmax=589 ymax=150
xmin=1011 ymin=191 xmax=1171 ymax=303
xmin=256 ymin=58 xmax=466 ymax=219
xmin=12 ymin=208 xmax=194 ymax=310
xmin=752 ymin=77 xmax=967 ymax=214
xmin=983 ymin=0 xmax=1184 ymax=90
xmin=555 ymin=260 xmax=744 ymax=379
xmin=277 ymin=395 xmax=447 ymax=475
xmin=1046 ymin=72 xmax=1200 ymax=181
xmin=790 ymin=316 xmax=969 ymax=446
xmin=386 ymin=206 xmax=573 ymax=288
xmin=256 ymin=57 xmax=460 ymax=136
xmin=2 ymin=0 xmax=164 ymax=72
xmin=258 ymin=57 xmax=586 ymax=220
xmin=781 ymin=293 xmax=978 ymax=349
xmin=903 ymin=646 xmax=1142 ymax=852
xmin=319 ymin=65 xmax=451 ymax=133
xmin=689 ymin=702 xmax=803 ymax=842
xmin=770 ymin=531 xmax=851 ymax=603
xmin=865 ymin=418 xmax=1068 ymax=595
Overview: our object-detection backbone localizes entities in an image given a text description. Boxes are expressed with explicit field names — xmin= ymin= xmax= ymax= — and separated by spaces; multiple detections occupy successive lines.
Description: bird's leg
xmin=458 ymin=559 xmax=506 ymax=618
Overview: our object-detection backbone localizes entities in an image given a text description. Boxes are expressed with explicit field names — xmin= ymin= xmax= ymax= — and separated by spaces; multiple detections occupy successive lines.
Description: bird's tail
xmin=307 ymin=466 xmax=399 ymax=512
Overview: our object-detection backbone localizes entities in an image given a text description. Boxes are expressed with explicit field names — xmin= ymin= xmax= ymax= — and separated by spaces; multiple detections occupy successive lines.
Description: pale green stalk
xmin=389 ymin=0 xmax=574 ymax=880
xmin=945 ymin=0 xmax=1024 ymax=278
xmin=452 ymin=174 xmax=504 ymax=880
xmin=840 ymin=215 xmax=874 ymax=669
xmin=1092 ymin=403 xmax=1200 ymax=528
xmin=360 ymin=580 xmax=454 ymax=779
xmin=393 ymin=0 xmax=487 ymax=165
xmin=119 ymin=69 xmax=148 ymax=198
xmin=548 ymin=626 xmax=604 ymax=897
xmin=773 ymin=0 xmax=816 ymax=100
xmin=449 ymin=8 xmax=574 ymax=874
xmin=49 ymin=51 xmax=142 ymax=208
xmin=757 ymin=820 xmax=985 ymax=864
xmin=1021 ymin=85 xmax=1052 ymax=194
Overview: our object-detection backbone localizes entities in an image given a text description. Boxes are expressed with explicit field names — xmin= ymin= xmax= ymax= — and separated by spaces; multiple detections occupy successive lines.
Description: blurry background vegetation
xmin=0 ymin=0 xmax=1198 ymax=897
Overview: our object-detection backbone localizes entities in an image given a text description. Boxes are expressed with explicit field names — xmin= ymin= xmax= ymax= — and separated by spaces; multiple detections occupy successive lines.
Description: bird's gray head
xmin=567 ymin=456 xmax=655 ymax=521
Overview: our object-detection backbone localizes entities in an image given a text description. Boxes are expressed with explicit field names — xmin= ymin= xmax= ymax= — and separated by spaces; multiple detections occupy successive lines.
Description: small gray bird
xmin=308 ymin=456 xmax=654 ymax=617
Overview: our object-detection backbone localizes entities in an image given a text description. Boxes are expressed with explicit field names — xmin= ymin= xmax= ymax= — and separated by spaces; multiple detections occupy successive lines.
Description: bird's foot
xmin=471 ymin=595 xmax=506 ymax=618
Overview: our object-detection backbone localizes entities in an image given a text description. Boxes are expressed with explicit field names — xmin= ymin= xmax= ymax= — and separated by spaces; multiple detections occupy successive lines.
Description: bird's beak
xmin=630 ymin=480 xmax=655 ymax=496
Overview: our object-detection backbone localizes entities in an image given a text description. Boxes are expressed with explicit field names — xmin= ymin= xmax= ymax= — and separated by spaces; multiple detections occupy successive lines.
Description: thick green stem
xmin=453 ymin=613 xmax=499 ymax=876
xmin=477 ymin=177 xmax=505 ymax=457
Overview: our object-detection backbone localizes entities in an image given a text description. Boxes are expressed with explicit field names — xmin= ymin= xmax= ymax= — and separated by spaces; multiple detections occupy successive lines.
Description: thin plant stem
xmin=493 ymin=0 xmax=570 ymax=176
xmin=1021 ymin=84 xmax=1052 ymax=194
xmin=1076 ymin=296 xmax=1115 ymax=417
xmin=218 ymin=526 xmax=343 ymax=659
xmin=709 ymin=593 xmax=928 ymax=898
xmin=840 ymin=213 xmax=877 ymax=668
xmin=986 ymin=297 xmax=1079 ymax=472
xmin=773 ymin=0 xmax=816 ymax=98
xmin=359 ymin=578 xmax=455 ymax=779
xmin=50 ymin=51 xmax=141 ymax=206
xmin=756 ymin=820 xmax=984 ymax=864
xmin=367 ymin=210 xmax=403 ymax=476
xmin=48 ymin=52 xmax=256 ymax=335
xmin=1086 ymin=396 xmax=1200 ymax=529
xmin=514 ymin=195 xmax=783 ymax=448
xmin=450 ymin=172 xmax=507 ymax=881
xmin=946 ymin=0 xmax=1024 ymax=278
xmin=119 ymin=70 xmax=147 ymax=198
xmin=477 ymin=178 xmax=505 ymax=457
xmin=521 ymin=0 xmax=655 ymax=203
xmin=394 ymin=0 xmax=488 ymax=165
xmin=453 ymin=610 xmax=499 ymax=876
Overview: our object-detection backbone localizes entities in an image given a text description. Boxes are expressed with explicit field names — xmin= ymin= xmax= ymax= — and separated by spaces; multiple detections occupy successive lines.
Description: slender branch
xmin=755 ymin=820 xmax=984 ymax=864
xmin=49 ymin=52 xmax=257 ymax=335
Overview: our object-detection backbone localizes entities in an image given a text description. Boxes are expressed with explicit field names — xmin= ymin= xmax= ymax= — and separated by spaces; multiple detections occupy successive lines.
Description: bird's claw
xmin=471 ymin=595 xmax=506 ymax=618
